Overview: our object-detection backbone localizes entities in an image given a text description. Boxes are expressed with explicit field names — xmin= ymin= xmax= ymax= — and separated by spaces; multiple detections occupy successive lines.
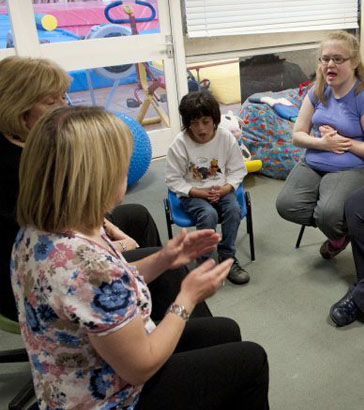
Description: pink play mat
xmin=0 ymin=1 xmax=159 ymax=36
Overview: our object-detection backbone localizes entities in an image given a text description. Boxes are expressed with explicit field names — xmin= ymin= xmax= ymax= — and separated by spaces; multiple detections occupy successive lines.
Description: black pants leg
xmin=123 ymin=247 xmax=212 ymax=322
xmin=135 ymin=317 xmax=269 ymax=410
xmin=107 ymin=203 xmax=162 ymax=248
xmin=345 ymin=188 xmax=364 ymax=312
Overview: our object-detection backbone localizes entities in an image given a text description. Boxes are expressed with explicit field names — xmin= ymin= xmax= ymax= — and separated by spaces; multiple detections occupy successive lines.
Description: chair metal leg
xmin=163 ymin=198 xmax=173 ymax=239
xmin=8 ymin=377 xmax=35 ymax=410
xmin=245 ymin=192 xmax=255 ymax=261
xmin=295 ymin=225 xmax=306 ymax=248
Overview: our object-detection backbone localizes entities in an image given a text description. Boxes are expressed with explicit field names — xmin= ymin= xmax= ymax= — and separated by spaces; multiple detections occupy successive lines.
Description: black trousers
xmin=345 ymin=188 xmax=364 ymax=312
xmin=107 ymin=203 xmax=162 ymax=248
xmin=135 ymin=317 xmax=270 ymax=410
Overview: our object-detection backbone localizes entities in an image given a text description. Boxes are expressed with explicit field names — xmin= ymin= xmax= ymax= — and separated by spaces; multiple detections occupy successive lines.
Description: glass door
xmin=3 ymin=0 xmax=187 ymax=158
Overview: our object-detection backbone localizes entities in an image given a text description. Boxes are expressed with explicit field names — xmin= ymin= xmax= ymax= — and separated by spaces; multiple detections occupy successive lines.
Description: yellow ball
xmin=41 ymin=14 xmax=57 ymax=31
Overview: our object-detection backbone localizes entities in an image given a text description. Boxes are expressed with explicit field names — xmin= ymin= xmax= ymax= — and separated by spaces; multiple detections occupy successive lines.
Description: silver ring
xmin=221 ymin=280 xmax=226 ymax=287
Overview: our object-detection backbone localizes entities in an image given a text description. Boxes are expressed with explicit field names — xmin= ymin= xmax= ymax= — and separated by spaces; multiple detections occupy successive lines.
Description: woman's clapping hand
xmin=159 ymin=228 xmax=220 ymax=270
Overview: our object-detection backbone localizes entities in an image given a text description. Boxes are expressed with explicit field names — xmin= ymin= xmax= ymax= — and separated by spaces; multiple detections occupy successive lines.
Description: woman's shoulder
xmin=354 ymin=81 xmax=364 ymax=98
xmin=16 ymin=228 xmax=108 ymax=270
xmin=352 ymin=81 xmax=364 ymax=115
xmin=307 ymin=84 xmax=331 ymax=105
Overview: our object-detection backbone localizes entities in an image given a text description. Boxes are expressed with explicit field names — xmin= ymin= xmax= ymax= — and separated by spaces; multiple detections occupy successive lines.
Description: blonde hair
xmin=0 ymin=56 xmax=70 ymax=140
xmin=17 ymin=106 xmax=133 ymax=234
xmin=315 ymin=31 xmax=364 ymax=103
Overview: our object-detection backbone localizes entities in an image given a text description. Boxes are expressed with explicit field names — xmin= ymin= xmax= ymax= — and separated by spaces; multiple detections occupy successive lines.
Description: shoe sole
xmin=227 ymin=275 xmax=250 ymax=285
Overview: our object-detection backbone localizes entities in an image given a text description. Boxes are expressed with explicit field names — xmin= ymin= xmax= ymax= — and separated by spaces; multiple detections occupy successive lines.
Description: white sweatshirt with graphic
xmin=166 ymin=127 xmax=247 ymax=197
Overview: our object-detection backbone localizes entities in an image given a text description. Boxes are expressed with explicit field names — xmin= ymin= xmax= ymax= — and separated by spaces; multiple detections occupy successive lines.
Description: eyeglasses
xmin=319 ymin=56 xmax=351 ymax=65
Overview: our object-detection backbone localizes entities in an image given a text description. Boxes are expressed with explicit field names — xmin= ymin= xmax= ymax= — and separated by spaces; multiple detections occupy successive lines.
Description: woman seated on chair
xmin=11 ymin=105 xmax=269 ymax=410
xmin=276 ymin=31 xmax=364 ymax=259
xmin=0 ymin=55 xmax=209 ymax=324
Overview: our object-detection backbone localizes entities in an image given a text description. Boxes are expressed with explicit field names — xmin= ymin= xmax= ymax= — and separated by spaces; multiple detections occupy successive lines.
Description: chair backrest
xmin=0 ymin=313 xmax=21 ymax=335
xmin=168 ymin=184 xmax=247 ymax=227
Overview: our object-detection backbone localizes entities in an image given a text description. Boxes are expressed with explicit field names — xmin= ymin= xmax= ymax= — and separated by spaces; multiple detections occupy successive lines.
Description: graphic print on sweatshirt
xmin=189 ymin=157 xmax=222 ymax=181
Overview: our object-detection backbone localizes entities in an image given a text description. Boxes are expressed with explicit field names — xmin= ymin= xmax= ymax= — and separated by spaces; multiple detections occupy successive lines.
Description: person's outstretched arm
xmin=132 ymin=228 xmax=220 ymax=284
xmin=89 ymin=258 xmax=232 ymax=386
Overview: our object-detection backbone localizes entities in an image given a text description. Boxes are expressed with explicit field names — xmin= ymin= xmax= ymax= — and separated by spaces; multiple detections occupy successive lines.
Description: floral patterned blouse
xmin=11 ymin=226 xmax=156 ymax=410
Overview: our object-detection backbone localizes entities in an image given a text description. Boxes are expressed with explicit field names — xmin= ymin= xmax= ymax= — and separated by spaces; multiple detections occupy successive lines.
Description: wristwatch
xmin=166 ymin=303 xmax=190 ymax=322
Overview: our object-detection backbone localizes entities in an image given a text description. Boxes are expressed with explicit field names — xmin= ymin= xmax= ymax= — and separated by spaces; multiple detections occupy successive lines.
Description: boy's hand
xmin=189 ymin=188 xmax=210 ymax=200
xmin=207 ymin=186 xmax=220 ymax=203
xmin=207 ymin=185 xmax=232 ymax=203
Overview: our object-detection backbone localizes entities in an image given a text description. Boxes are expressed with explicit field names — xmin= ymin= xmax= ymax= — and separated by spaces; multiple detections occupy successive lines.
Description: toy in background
xmin=247 ymin=96 xmax=299 ymax=122
xmin=246 ymin=81 xmax=311 ymax=124
xmin=220 ymin=111 xmax=262 ymax=174
xmin=220 ymin=111 xmax=251 ymax=160
xmin=112 ymin=111 xmax=152 ymax=187
xmin=105 ymin=0 xmax=169 ymax=127
xmin=35 ymin=13 xmax=58 ymax=31
xmin=187 ymin=69 xmax=210 ymax=93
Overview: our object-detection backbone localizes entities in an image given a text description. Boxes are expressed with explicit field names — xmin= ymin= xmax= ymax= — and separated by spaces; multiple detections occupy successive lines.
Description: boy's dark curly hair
xmin=179 ymin=90 xmax=221 ymax=131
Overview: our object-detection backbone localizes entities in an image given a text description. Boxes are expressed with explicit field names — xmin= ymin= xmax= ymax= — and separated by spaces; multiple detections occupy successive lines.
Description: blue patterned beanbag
xmin=238 ymin=87 xmax=307 ymax=180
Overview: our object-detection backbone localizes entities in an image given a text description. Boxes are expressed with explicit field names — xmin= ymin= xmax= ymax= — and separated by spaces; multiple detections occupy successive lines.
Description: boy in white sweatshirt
xmin=166 ymin=90 xmax=249 ymax=284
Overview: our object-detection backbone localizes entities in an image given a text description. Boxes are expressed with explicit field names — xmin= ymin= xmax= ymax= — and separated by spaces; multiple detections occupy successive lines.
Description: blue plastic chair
xmin=163 ymin=185 xmax=255 ymax=261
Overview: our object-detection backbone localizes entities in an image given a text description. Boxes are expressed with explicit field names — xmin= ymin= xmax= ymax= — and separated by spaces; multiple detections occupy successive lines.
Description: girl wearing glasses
xmin=276 ymin=31 xmax=364 ymax=311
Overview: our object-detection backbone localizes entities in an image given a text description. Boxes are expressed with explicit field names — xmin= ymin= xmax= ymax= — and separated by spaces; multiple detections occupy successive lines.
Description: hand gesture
xmin=207 ymin=186 xmax=221 ymax=203
xmin=319 ymin=125 xmax=352 ymax=154
xmin=112 ymin=236 xmax=139 ymax=253
xmin=159 ymin=228 xmax=220 ymax=270
xmin=176 ymin=258 xmax=233 ymax=310
xmin=207 ymin=185 xmax=232 ymax=203
xmin=190 ymin=188 xmax=210 ymax=200
xmin=103 ymin=218 xmax=139 ymax=251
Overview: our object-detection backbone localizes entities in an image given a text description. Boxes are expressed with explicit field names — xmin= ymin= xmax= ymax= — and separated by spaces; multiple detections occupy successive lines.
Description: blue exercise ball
xmin=111 ymin=111 xmax=152 ymax=187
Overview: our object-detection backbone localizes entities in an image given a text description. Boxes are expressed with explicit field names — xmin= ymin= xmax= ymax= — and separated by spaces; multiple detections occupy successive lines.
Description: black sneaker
xmin=219 ymin=257 xmax=250 ymax=285
xmin=329 ymin=287 xmax=359 ymax=327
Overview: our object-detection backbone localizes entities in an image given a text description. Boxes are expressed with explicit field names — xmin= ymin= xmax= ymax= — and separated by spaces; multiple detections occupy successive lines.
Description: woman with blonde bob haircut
xmin=0 ymin=55 xmax=70 ymax=141
xmin=0 ymin=56 xmax=71 ymax=322
xmin=17 ymin=106 xmax=133 ymax=233
xmin=11 ymin=105 xmax=269 ymax=410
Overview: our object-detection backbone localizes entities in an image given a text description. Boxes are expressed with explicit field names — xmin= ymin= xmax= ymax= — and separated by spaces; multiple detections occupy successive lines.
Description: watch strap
xmin=166 ymin=303 xmax=190 ymax=322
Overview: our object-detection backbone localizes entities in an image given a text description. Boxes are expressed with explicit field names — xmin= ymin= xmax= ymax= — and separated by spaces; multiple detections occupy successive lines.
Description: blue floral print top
xmin=11 ymin=227 xmax=155 ymax=410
